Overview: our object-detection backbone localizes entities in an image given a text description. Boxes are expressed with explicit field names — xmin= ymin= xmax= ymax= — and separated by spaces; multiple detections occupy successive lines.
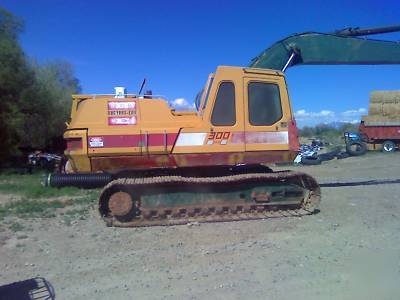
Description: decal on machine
xmin=108 ymin=116 xmax=137 ymax=125
xmin=107 ymin=101 xmax=137 ymax=125
xmin=108 ymin=101 xmax=136 ymax=110
xmin=206 ymin=132 xmax=231 ymax=145
xmin=89 ymin=137 xmax=104 ymax=147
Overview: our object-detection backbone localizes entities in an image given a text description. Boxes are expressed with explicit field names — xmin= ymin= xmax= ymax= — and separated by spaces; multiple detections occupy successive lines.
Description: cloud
xmin=169 ymin=98 xmax=195 ymax=111
xmin=295 ymin=109 xmax=335 ymax=118
xmin=342 ymin=108 xmax=367 ymax=117
xmin=295 ymin=107 xmax=367 ymax=127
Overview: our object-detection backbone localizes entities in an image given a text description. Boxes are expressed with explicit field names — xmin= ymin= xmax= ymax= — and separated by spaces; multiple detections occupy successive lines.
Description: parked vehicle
xmin=343 ymin=132 xmax=368 ymax=156
xmin=28 ymin=152 xmax=62 ymax=172
xmin=359 ymin=90 xmax=400 ymax=153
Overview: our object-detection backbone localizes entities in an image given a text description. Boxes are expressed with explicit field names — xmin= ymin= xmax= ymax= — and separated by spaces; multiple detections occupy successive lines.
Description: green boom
xmin=250 ymin=27 xmax=400 ymax=71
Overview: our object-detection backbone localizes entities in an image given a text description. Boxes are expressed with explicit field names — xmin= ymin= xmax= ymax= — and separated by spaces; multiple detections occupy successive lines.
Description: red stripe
xmin=88 ymin=133 xmax=178 ymax=148
xmin=90 ymin=150 xmax=297 ymax=172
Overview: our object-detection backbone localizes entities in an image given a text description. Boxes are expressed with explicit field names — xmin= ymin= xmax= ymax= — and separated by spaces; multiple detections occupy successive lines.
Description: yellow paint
xmin=64 ymin=129 xmax=91 ymax=172
xmin=65 ymin=66 xmax=295 ymax=172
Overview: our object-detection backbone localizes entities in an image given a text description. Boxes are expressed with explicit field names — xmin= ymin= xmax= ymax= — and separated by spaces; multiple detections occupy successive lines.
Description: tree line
xmin=299 ymin=123 xmax=358 ymax=141
xmin=0 ymin=8 xmax=81 ymax=164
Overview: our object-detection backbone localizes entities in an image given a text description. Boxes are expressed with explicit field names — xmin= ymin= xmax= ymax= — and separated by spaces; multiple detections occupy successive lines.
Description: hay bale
xmin=370 ymin=90 xmax=400 ymax=103
xmin=369 ymin=90 xmax=400 ymax=117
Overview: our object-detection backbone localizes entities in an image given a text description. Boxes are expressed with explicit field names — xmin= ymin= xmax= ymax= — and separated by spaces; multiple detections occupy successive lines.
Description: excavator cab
xmin=172 ymin=66 xmax=298 ymax=166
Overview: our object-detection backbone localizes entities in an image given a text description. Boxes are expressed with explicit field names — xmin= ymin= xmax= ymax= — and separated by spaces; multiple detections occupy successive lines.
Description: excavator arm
xmin=249 ymin=25 xmax=400 ymax=71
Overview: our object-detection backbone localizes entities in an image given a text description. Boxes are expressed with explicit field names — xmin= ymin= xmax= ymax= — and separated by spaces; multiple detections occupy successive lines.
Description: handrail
xmin=72 ymin=94 xmax=168 ymax=100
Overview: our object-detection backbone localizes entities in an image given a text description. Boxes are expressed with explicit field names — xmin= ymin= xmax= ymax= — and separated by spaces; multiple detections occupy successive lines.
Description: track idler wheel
xmin=108 ymin=191 xmax=139 ymax=221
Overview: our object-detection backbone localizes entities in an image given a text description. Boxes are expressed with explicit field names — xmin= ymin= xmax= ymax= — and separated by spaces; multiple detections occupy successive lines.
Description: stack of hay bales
xmin=362 ymin=90 xmax=400 ymax=125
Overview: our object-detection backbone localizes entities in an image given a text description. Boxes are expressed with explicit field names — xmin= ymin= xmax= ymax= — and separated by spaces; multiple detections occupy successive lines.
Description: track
xmin=99 ymin=171 xmax=321 ymax=227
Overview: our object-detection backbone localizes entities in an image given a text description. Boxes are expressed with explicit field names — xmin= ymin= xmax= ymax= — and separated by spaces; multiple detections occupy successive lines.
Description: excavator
xmin=46 ymin=25 xmax=400 ymax=227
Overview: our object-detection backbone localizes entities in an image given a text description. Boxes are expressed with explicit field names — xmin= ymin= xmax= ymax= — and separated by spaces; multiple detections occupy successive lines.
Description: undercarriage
xmin=98 ymin=169 xmax=321 ymax=227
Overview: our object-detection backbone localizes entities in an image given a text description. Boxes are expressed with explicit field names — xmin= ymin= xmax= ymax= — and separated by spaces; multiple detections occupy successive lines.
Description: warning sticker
xmin=89 ymin=137 xmax=104 ymax=147
xmin=108 ymin=116 xmax=137 ymax=125
xmin=107 ymin=100 xmax=137 ymax=126
xmin=108 ymin=101 xmax=136 ymax=110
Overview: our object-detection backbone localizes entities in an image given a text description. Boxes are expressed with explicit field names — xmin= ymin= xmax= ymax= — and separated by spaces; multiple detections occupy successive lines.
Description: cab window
xmin=248 ymin=82 xmax=282 ymax=126
xmin=211 ymin=82 xmax=236 ymax=126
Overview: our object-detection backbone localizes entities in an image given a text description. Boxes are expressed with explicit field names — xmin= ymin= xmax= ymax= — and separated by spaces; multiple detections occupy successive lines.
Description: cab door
xmin=206 ymin=81 xmax=245 ymax=153
xmin=173 ymin=79 xmax=245 ymax=156
xmin=243 ymin=76 xmax=290 ymax=152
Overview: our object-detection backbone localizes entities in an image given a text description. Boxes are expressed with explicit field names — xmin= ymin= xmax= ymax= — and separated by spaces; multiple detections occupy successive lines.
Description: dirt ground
xmin=1 ymin=152 xmax=400 ymax=300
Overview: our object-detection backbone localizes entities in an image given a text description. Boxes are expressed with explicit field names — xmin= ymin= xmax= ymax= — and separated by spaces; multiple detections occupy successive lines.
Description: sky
xmin=3 ymin=0 xmax=400 ymax=126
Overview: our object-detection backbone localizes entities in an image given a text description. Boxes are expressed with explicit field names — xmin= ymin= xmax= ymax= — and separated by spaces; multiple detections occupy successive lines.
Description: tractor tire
xmin=382 ymin=140 xmax=396 ymax=153
xmin=346 ymin=141 xmax=367 ymax=156
xmin=301 ymin=156 xmax=322 ymax=165
xmin=318 ymin=149 xmax=340 ymax=162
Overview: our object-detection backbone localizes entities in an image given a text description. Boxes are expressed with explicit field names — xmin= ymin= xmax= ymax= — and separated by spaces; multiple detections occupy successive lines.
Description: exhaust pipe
xmin=43 ymin=173 xmax=113 ymax=188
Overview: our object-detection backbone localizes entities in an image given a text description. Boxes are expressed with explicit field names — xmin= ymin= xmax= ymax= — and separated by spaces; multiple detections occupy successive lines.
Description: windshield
xmin=194 ymin=89 xmax=203 ymax=111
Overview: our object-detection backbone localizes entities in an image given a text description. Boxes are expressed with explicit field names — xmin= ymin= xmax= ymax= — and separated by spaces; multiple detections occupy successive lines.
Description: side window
xmin=211 ymin=82 xmax=236 ymax=126
xmin=248 ymin=82 xmax=283 ymax=126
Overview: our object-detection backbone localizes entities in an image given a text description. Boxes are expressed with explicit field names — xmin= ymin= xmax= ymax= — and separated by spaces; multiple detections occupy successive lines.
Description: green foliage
xmin=0 ymin=8 xmax=81 ymax=164
xmin=0 ymin=8 xmax=33 ymax=161
xmin=0 ymin=8 xmax=24 ymax=38
xmin=17 ymin=61 xmax=81 ymax=149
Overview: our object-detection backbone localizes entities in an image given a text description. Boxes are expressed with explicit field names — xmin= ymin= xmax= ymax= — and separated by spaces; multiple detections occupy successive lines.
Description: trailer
xmin=359 ymin=90 xmax=400 ymax=152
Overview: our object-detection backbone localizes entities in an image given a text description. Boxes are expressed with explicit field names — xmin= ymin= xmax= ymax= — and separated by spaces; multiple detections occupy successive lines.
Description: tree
xmin=0 ymin=8 xmax=33 ymax=161
xmin=0 ymin=8 xmax=81 ymax=164
xmin=16 ymin=61 xmax=81 ymax=149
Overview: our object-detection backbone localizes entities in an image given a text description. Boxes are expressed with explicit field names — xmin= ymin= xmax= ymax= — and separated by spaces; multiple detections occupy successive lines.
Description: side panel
xmin=360 ymin=123 xmax=400 ymax=141
xmin=64 ymin=129 xmax=91 ymax=172
xmin=86 ymin=99 xmax=183 ymax=157
xmin=87 ymin=99 xmax=142 ymax=157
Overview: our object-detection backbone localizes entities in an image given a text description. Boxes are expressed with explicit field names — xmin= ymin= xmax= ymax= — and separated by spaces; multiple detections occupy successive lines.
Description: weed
xmin=9 ymin=222 xmax=24 ymax=232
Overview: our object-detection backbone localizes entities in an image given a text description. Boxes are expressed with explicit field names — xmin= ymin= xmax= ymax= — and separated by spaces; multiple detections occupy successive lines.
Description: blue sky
xmin=3 ymin=0 xmax=400 ymax=126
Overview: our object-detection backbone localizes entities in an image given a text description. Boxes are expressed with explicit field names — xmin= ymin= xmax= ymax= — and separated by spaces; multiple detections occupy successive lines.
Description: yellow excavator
xmin=46 ymin=25 xmax=400 ymax=227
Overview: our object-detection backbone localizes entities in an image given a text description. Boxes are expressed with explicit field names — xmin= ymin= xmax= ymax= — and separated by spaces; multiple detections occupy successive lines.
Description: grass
xmin=9 ymin=222 xmax=25 ymax=232
xmin=0 ymin=195 xmax=98 ymax=221
xmin=0 ymin=173 xmax=82 ymax=199
xmin=0 ymin=172 xmax=100 ymax=224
